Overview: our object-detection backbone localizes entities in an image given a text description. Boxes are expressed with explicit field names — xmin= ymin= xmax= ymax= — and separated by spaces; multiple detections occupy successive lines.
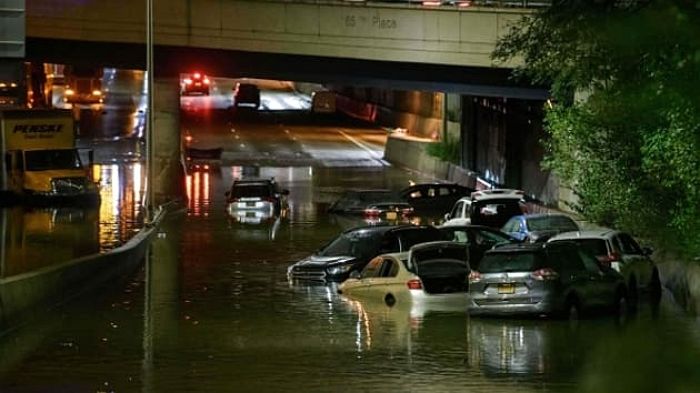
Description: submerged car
xmin=338 ymin=241 xmax=470 ymax=308
xmin=400 ymin=182 xmax=473 ymax=213
xmin=363 ymin=202 xmax=414 ymax=224
xmin=327 ymin=189 xmax=404 ymax=214
xmin=443 ymin=189 xmax=527 ymax=229
xmin=181 ymin=72 xmax=210 ymax=95
xmin=438 ymin=225 xmax=517 ymax=270
xmin=502 ymin=214 xmax=580 ymax=243
xmin=548 ymin=229 xmax=661 ymax=303
xmin=233 ymin=82 xmax=260 ymax=109
xmin=287 ymin=224 xmax=445 ymax=282
xmin=468 ymin=242 xmax=627 ymax=318
xmin=225 ymin=178 xmax=289 ymax=222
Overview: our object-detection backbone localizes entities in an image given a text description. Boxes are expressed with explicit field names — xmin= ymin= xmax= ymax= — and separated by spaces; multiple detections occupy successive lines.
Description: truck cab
xmin=1 ymin=109 xmax=99 ymax=205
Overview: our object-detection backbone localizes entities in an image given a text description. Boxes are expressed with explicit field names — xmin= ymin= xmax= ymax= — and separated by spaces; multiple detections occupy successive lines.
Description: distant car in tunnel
xmin=233 ymin=83 xmax=260 ymax=109
xmin=181 ymin=72 xmax=210 ymax=95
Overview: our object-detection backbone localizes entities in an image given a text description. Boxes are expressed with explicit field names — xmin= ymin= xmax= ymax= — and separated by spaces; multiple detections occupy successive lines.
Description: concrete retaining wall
xmin=0 ymin=208 xmax=166 ymax=332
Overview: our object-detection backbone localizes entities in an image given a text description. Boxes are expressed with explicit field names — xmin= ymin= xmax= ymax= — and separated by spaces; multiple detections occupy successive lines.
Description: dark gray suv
xmin=468 ymin=242 xmax=627 ymax=318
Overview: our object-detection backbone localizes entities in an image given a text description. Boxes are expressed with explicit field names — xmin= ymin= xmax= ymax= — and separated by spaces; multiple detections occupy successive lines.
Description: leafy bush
xmin=425 ymin=138 xmax=460 ymax=165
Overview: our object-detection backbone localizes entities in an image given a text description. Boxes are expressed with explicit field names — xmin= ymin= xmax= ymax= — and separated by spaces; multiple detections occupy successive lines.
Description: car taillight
xmin=401 ymin=207 xmax=414 ymax=216
xmin=530 ymin=268 xmax=559 ymax=281
xmin=468 ymin=270 xmax=482 ymax=283
xmin=364 ymin=208 xmax=380 ymax=217
xmin=407 ymin=279 xmax=422 ymax=290
xmin=203 ymin=78 xmax=210 ymax=85
xmin=193 ymin=72 xmax=201 ymax=79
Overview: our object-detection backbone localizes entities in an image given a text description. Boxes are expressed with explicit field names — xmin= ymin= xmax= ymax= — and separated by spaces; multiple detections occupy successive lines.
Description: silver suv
xmin=548 ymin=229 xmax=661 ymax=304
xmin=468 ymin=242 xmax=627 ymax=318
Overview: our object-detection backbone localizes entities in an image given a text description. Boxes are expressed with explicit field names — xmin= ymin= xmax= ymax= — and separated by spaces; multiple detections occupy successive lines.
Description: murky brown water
xmin=1 ymin=164 xmax=699 ymax=393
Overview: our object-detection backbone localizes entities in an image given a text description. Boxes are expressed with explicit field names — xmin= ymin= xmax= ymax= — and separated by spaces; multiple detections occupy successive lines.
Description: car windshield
xmin=317 ymin=231 xmax=380 ymax=258
xmin=24 ymin=149 xmax=82 ymax=171
xmin=527 ymin=216 xmax=578 ymax=232
xmin=479 ymin=251 xmax=544 ymax=273
xmin=231 ymin=184 xmax=272 ymax=198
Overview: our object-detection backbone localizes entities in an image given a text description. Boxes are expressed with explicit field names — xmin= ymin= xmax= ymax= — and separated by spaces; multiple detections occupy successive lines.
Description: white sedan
xmin=338 ymin=241 xmax=470 ymax=312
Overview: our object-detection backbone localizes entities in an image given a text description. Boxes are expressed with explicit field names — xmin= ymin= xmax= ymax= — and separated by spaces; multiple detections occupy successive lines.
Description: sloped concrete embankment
xmin=0 ymin=209 xmax=166 ymax=332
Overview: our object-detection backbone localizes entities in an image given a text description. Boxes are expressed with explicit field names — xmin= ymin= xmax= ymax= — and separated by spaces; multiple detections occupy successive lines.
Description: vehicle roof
xmin=548 ymin=229 xmax=620 ymax=241
xmin=341 ymin=224 xmax=438 ymax=236
xmin=455 ymin=189 xmax=526 ymax=203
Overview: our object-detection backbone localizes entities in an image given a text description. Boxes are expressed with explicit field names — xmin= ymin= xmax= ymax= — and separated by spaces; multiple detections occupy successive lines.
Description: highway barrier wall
xmin=0 ymin=208 xmax=167 ymax=334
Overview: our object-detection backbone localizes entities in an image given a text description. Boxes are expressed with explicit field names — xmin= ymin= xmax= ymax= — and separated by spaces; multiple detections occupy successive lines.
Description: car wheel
xmin=649 ymin=268 xmax=662 ymax=303
xmin=384 ymin=293 xmax=396 ymax=307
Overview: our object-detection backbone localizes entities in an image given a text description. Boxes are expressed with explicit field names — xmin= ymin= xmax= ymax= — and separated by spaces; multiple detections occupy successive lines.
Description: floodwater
xmin=1 ymin=163 xmax=700 ymax=393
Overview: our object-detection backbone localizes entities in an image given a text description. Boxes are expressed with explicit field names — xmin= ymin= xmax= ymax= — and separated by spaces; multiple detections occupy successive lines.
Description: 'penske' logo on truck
xmin=13 ymin=124 xmax=64 ymax=134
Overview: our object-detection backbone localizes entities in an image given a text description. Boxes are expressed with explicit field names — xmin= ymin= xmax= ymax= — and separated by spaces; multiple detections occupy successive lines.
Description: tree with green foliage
xmin=493 ymin=0 xmax=700 ymax=258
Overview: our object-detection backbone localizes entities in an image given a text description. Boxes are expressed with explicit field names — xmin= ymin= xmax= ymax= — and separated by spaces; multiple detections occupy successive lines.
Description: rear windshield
xmin=527 ymin=216 xmax=578 ymax=232
xmin=566 ymin=239 xmax=608 ymax=257
xmin=317 ymin=231 xmax=380 ymax=259
xmin=232 ymin=184 xmax=272 ymax=198
xmin=479 ymin=252 xmax=544 ymax=273
xmin=472 ymin=199 xmax=523 ymax=218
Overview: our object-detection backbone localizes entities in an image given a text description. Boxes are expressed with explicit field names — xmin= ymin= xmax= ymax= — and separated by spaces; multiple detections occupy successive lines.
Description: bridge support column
xmin=152 ymin=77 xmax=185 ymax=205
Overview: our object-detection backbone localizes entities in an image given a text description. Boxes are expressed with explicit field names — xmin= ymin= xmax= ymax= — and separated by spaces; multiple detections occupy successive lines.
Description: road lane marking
xmin=336 ymin=130 xmax=390 ymax=166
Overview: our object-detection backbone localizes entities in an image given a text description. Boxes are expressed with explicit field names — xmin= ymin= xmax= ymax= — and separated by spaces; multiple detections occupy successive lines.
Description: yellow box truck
xmin=0 ymin=109 xmax=99 ymax=205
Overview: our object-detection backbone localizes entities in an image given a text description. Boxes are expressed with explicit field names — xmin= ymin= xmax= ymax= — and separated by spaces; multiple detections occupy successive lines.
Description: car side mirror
xmin=642 ymin=246 xmax=654 ymax=256
xmin=349 ymin=271 xmax=361 ymax=280
xmin=444 ymin=213 xmax=451 ymax=221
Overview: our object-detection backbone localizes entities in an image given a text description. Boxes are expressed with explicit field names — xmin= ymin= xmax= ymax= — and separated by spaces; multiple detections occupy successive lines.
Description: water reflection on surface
xmin=0 ymin=162 xmax=144 ymax=278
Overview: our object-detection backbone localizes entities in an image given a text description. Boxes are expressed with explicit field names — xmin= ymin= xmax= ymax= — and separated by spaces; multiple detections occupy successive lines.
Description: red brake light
xmin=401 ymin=207 xmax=414 ymax=216
xmin=468 ymin=270 xmax=482 ymax=283
xmin=364 ymin=208 xmax=380 ymax=217
xmin=193 ymin=72 xmax=201 ymax=79
xmin=407 ymin=279 xmax=423 ymax=290
xmin=203 ymin=78 xmax=210 ymax=85
xmin=530 ymin=268 xmax=560 ymax=281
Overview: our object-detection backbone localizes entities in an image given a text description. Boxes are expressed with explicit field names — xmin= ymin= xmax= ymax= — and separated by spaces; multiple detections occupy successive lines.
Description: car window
xmin=231 ymin=184 xmax=272 ymax=198
xmin=362 ymin=257 xmax=384 ymax=277
xmin=397 ymin=229 xmax=444 ymax=251
xmin=547 ymin=246 xmax=586 ymax=274
xmin=578 ymin=249 xmax=603 ymax=274
xmin=527 ymin=216 xmax=579 ymax=232
xmin=409 ymin=190 xmax=422 ymax=199
xmin=502 ymin=218 xmax=518 ymax=233
xmin=427 ymin=188 xmax=437 ymax=197
xmin=450 ymin=202 xmax=464 ymax=219
xmin=618 ymin=234 xmax=642 ymax=255
xmin=378 ymin=258 xmax=399 ymax=278
xmin=318 ymin=231 xmax=381 ymax=258
xmin=441 ymin=229 xmax=469 ymax=244
xmin=439 ymin=187 xmax=451 ymax=196
xmin=378 ymin=234 xmax=400 ymax=254
xmin=474 ymin=230 xmax=512 ymax=245
xmin=565 ymin=239 xmax=608 ymax=258
xmin=479 ymin=252 xmax=544 ymax=273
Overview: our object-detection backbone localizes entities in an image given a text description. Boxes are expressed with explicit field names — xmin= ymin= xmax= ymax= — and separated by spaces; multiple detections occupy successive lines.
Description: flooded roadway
xmin=1 ymin=73 xmax=700 ymax=392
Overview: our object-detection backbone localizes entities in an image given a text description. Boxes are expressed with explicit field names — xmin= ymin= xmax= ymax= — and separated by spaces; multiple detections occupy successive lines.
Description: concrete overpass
xmin=22 ymin=1 xmax=552 ymax=204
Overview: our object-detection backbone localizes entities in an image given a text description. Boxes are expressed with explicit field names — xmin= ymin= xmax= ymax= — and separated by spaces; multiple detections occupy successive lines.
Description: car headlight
xmin=326 ymin=264 xmax=353 ymax=275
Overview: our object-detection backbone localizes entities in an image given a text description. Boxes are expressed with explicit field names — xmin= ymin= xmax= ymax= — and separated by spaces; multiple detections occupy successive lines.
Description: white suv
xmin=442 ymin=189 xmax=527 ymax=228
xmin=548 ymin=229 xmax=661 ymax=303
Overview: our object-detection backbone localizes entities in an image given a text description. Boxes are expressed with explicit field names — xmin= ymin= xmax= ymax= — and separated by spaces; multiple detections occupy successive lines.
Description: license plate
xmin=246 ymin=202 xmax=255 ymax=207
xmin=385 ymin=212 xmax=397 ymax=220
xmin=246 ymin=211 xmax=256 ymax=217
xmin=498 ymin=283 xmax=515 ymax=294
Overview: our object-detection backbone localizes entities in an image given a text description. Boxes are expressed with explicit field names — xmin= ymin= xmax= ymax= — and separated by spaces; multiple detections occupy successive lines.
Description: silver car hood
xmin=294 ymin=254 xmax=356 ymax=267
